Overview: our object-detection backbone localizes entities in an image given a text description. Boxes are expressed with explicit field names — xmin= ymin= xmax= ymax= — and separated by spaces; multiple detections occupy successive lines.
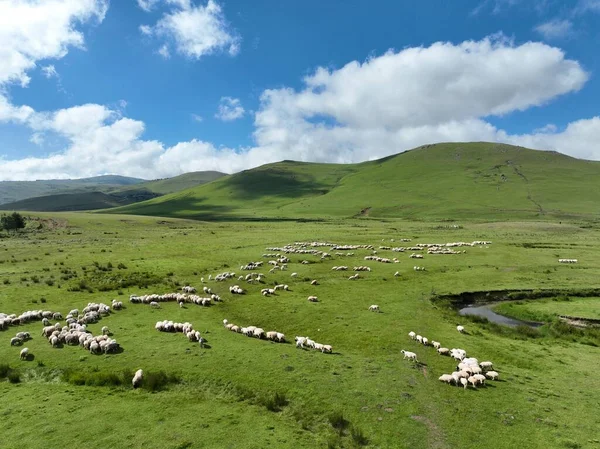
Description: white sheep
xmin=295 ymin=336 xmax=307 ymax=348
xmin=438 ymin=374 xmax=454 ymax=384
xmin=401 ymin=350 xmax=417 ymax=362
xmin=416 ymin=335 xmax=423 ymax=344
xmin=307 ymin=295 xmax=318 ymax=302
xmin=101 ymin=326 xmax=110 ymax=335
xmin=432 ymin=341 xmax=441 ymax=349
xmin=437 ymin=347 xmax=450 ymax=356
xmin=485 ymin=370 xmax=499 ymax=380
xmin=422 ymin=337 xmax=429 ymax=346
xmin=132 ymin=369 xmax=143 ymax=388
xmin=456 ymin=325 xmax=465 ymax=333
xmin=149 ymin=301 xmax=160 ymax=308
xmin=408 ymin=331 xmax=416 ymax=340
xmin=10 ymin=337 xmax=22 ymax=346
xmin=479 ymin=361 xmax=493 ymax=370
xmin=20 ymin=347 xmax=29 ymax=360
xmin=321 ymin=344 xmax=332 ymax=353
xmin=368 ymin=305 xmax=380 ymax=312
xmin=460 ymin=377 xmax=468 ymax=389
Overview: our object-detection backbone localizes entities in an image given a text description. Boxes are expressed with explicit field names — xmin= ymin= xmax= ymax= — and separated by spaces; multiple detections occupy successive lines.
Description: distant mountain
xmin=0 ymin=175 xmax=146 ymax=205
xmin=0 ymin=171 xmax=226 ymax=212
xmin=110 ymin=142 xmax=600 ymax=221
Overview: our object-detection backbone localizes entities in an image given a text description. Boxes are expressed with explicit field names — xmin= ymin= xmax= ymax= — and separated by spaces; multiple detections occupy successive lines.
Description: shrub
xmin=259 ymin=391 xmax=289 ymax=412
xmin=3 ymin=279 xmax=9 ymax=285
xmin=0 ymin=363 xmax=10 ymax=378
xmin=350 ymin=425 xmax=369 ymax=446
xmin=7 ymin=370 xmax=21 ymax=383
xmin=117 ymin=263 xmax=127 ymax=269
xmin=329 ymin=411 xmax=349 ymax=435
xmin=142 ymin=370 xmax=180 ymax=392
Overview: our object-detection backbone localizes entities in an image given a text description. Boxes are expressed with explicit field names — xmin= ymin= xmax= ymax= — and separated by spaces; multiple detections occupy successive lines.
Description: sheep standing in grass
xmin=408 ymin=331 xmax=416 ymax=340
xmin=439 ymin=374 xmax=454 ymax=384
xmin=369 ymin=305 xmax=380 ymax=312
xmin=401 ymin=350 xmax=418 ymax=362
xmin=101 ymin=326 xmax=110 ymax=335
xmin=132 ymin=369 xmax=143 ymax=389
xmin=457 ymin=325 xmax=465 ymax=333
xmin=432 ymin=341 xmax=441 ymax=350
xmin=437 ymin=347 xmax=450 ymax=356
xmin=307 ymin=295 xmax=318 ymax=302
xmin=20 ymin=347 xmax=29 ymax=360
xmin=485 ymin=371 xmax=499 ymax=380
xmin=10 ymin=337 xmax=22 ymax=346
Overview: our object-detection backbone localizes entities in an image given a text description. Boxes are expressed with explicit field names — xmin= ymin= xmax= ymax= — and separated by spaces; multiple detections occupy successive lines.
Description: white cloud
xmin=1 ymin=34 xmax=600 ymax=181
xmin=575 ymin=0 xmax=600 ymax=13
xmin=30 ymin=133 xmax=44 ymax=146
xmin=215 ymin=97 xmax=245 ymax=121
xmin=137 ymin=0 xmax=160 ymax=12
xmin=191 ymin=113 xmax=203 ymax=122
xmin=140 ymin=0 xmax=240 ymax=60
xmin=139 ymin=24 xmax=153 ymax=35
xmin=0 ymin=0 xmax=108 ymax=87
xmin=157 ymin=44 xmax=171 ymax=58
xmin=42 ymin=65 xmax=59 ymax=79
xmin=535 ymin=19 xmax=573 ymax=40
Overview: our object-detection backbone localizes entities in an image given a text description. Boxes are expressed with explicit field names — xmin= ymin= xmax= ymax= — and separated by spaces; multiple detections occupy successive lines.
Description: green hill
xmin=0 ymin=175 xmax=146 ymax=205
xmin=0 ymin=171 xmax=226 ymax=212
xmin=110 ymin=142 xmax=600 ymax=221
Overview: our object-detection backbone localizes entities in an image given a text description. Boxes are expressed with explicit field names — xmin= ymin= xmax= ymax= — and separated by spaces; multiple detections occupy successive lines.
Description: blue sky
xmin=0 ymin=0 xmax=599 ymax=180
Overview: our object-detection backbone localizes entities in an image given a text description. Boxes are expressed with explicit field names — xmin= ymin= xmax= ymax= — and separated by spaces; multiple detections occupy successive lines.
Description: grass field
xmin=1 ymin=213 xmax=600 ymax=448
xmin=494 ymin=297 xmax=600 ymax=321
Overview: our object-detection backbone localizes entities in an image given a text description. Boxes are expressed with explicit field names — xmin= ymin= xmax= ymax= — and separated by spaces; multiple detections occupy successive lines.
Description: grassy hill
xmin=0 ymin=171 xmax=226 ymax=212
xmin=111 ymin=142 xmax=600 ymax=221
xmin=0 ymin=175 xmax=146 ymax=205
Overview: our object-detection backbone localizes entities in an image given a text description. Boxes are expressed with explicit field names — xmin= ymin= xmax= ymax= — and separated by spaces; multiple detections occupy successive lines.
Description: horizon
xmin=1 ymin=1 xmax=600 ymax=181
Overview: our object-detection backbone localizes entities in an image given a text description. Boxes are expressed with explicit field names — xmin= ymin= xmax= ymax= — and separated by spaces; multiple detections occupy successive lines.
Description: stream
xmin=458 ymin=303 xmax=544 ymax=328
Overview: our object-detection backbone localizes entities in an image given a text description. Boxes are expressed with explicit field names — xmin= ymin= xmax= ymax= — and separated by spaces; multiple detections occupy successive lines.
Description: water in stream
xmin=458 ymin=304 xmax=543 ymax=328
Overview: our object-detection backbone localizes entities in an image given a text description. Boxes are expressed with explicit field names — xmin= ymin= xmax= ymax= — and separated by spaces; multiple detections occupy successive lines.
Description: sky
xmin=0 ymin=0 xmax=599 ymax=181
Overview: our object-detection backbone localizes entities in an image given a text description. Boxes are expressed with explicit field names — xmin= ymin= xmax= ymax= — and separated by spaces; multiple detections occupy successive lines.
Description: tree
xmin=1 ymin=212 xmax=26 ymax=233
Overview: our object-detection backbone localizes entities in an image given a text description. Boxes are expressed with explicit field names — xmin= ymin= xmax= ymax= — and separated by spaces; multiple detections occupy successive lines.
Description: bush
xmin=117 ymin=263 xmax=127 ymax=270
xmin=142 ymin=370 xmax=180 ymax=392
xmin=0 ymin=363 xmax=10 ymax=378
xmin=329 ymin=411 xmax=349 ymax=435
xmin=3 ymin=279 xmax=9 ymax=285
xmin=259 ymin=391 xmax=289 ymax=412
xmin=7 ymin=370 xmax=21 ymax=383
xmin=350 ymin=425 xmax=369 ymax=446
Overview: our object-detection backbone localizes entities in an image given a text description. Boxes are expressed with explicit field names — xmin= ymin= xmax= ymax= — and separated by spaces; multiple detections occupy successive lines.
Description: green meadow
xmin=1 ymin=212 xmax=600 ymax=449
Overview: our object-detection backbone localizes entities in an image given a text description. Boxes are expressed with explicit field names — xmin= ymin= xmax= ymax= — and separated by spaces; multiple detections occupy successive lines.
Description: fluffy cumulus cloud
xmin=1 ymin=31 xmax=600 ymax=180
xmin=215 ymin=97 xmax=245 ymax=121
xmin=0 ymin=0 xmax=107 ymax=87
xmin=139 ymin=0 xmax=240 ymax=60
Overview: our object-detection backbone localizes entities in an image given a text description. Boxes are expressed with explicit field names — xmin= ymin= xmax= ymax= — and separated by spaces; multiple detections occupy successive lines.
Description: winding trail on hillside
xmin=506 ymin=160 xmax=545 ymax=215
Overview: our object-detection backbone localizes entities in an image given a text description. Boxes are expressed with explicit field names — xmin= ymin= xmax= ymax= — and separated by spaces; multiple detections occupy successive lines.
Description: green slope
xmin=110 ymin=143 xmax=600 ymax=221
xmin=0 ymin=171 xmax=226 ymax=212
xmin=0 ymin=175 xmax=146 ymax=205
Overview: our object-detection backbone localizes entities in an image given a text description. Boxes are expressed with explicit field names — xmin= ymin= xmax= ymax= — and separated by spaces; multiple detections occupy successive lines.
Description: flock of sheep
xmin=4 ymin=236 xmax=512 ymax=394
xmin=402 ymin=325 xmax=500 ymax=390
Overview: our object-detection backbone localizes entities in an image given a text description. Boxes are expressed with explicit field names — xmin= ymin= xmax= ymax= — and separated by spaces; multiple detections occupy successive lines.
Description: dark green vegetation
xmin=112 ymin=142 xmax=600 ymax=221
xmin=0 ymin=171 xmax=225 ymax=211
xmin=1 ymin=213 xmax=600 ymax=448
xmin=1 ymin=211 xmax=25 ymax=232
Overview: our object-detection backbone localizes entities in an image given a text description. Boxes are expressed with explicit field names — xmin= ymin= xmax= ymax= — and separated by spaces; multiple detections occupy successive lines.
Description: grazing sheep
xmin=321 ymin=344 xmax=332 ymax=353
xmin=408 ymin=331 xmax=416 ymax=340
xmin=416 ymin=335 xmax=423 ymax=344
xmin=276 ymin=332 xmax=285 ymax=342
xmin=266 ymin=331 xmax=278 ymax=341
xmin=456 ymin=325 xmax=465 ymax=333
xmin=394 ymin=271 xmax=400 ymax=277
xmin=307 ymin=295 xmax=318 ymax=302
xmin=468 ymin=376 xmax=479 ymax=388
xmin=310 ymin=280 xmax=318 ymax=285
xmin=132 ymin=369 xmax=143 ymax=388
xmin=101 ymin=326 xmax=110 ymax=335
xmin=439 ymin=374 xmax=454 ymax=384
xmin=432 ymin=341 xmax=441 ymax=349
xmin=291 ymin=273 xmax=298 ymax=277
xmin=485 ymin=370 xmax=499 ymax=380
xmin=401 ymin=350 xmax=417 ymax=362
xmin=368 ymin=305 xmax=380 ymax=312
xmin=473 ymin=374 xmax=486 ymax=385
xmin=422 ymin=337 xmax=429 ymax=346
xmin=295 ymin=336 xmax=307 ymax=348
xmin=10 ymin=337 xmax=22 ymax=346
xmin=20 ymin=347 xmax=29 ymax=360
xmin=50 ymin=336 xmax=59 ymax=347
xmin=42 ymin=317 xmax=50 ymax=326
xmin=437 ymin=347 xmax=450 ymax=355
xmin=460 ymin=378 xmax=468 ymax=389
xmin=149 ymin=301 xmax=160 ymax=308
xmin=480 ymin=361 xmax=493 ymax=370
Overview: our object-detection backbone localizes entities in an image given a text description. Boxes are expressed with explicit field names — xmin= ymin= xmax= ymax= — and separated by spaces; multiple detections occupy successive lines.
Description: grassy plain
xmin=494 ymin=297 xmax=600 ymax=321
xmin=1 ymin=213 xmax=600 ymax=448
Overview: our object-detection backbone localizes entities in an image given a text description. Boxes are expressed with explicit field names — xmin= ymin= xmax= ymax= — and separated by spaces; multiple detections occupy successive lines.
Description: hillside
xmin=110 ymin=142 xmax=600 ymax=221
xmin=0 ymin=175 xmax=146 ymax=205
xmin=0 ymin=171 xmax=226 ymax=212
